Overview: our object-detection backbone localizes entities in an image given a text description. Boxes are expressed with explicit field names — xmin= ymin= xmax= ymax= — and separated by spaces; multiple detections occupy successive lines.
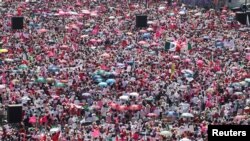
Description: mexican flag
xmin=165 ymin=41 xmax=177 ymax=51
xmin=181 ymin=42 xmax=192 ymax=53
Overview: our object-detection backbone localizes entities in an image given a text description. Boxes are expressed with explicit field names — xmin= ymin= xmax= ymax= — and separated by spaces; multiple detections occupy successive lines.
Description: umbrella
xmin=90 ymin=12 xmax=98 ymax=17
xmin=180 ymin=138 xmax=191 ymax=141
xmin=55 ymin=82 xmax=65 ymax=87
xmin=95 ymin=78 xmax=103 ymax=83
xmin=82 ymin=93 xmax=91 ymax=97
xmin=81 ymin=35 xmax=89 ymax=38
xmin=234 ymin=115 xmax=246 ymax=121
xmin=106 ymin=79 xmax=116 ymax=85
xmin=51 ymin=95 xmax=60 ymax=99
xmin=129 ymin=92 xmax=139 ymax=97
xmin=194 ymin=12 xmax=202 ymax=16
xmin=147 ymin=21 xmax=154 ymax=24
xmin=36 ymin=77 xmax=46 ymax=83
xmin=158 ymin=6 xmax=165 ymax=11
xmin=37 ymin=28 xmax=48 ymax=34
xmin=166 ymin=111 xmax=178 ymax=117
xmin=172 ymin=55 xmax=180 ymax=59
xmin=147 ymin=27 xmax=154 ymax=31
xmin=181 ymin=113 xmax=194 ymax=118
xmin=109 ymin=102 xmax=118 ymax=109
xmin=119 ymin=95 xmax=130 ymax=101
xmin=138 ymin=41 xmax=148 ymax=45
xmin=21 ymin=96 xmax=30 ymax=101
xmin=19 ymin=64 xmax=28 ymax=70
xmin=109 ymin=16 xmax=115 ymax=19
xmin=4 ymin=58 xmax=14 ymax=62
xmin=129 ymin=104 xmax=141 ymax=111
xmin=234 ymin=92 xmax=243 ymax=95
xmin=50 ymin=127 xmax=60 ymax=133
xmin=160 ymin=131 xmax=172 ymax=138
xmin=126 ymin=32 xmax=133 ymax=35
xmin=147 ymin=113 xmax=158 ymax=117
xmin=98 ymin=82 xmax=108 ymax=87
xmin=29 ymin=116 xmax=36 ymax=124
xmin=48 ymin=65 xmax=60 ymax=72
xmin=142 ymin=33 xmax=151 ymax=38
xmin=118 ymin=105 xmax=128 ymax=111
xmin=151 ymin=42 xmax=159 ymax=46
xmin=179 ymin=11 xmax=186 ymax=15
xmin=0 ymin=49 xmax=8 ymax=53
xmin=0 ymin=84 xmax=6 ymax=89
xmin=96 ymin=70 xmax=106 ymax=75
xmin=101 ymin=53 xmax=110 ymax=58
xmin=139 ymin=30 xmax=147 ymax=33
xmin=82 ymin=10 xmax=90 ymax=14
xmin=245 ymin=78 xmax=250 ymax=83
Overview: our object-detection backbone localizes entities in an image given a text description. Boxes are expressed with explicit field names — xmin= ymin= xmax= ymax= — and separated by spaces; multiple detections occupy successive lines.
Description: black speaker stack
xmin=136 ymin=15 xmax=147 ymax=28
xmin=7 ymin=105 xmax=22 ymax=123
xmin=11 ymin=17 xmax=24 ymax=30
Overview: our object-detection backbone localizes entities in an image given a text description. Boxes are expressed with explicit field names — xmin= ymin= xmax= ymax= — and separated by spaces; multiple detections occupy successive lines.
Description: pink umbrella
xmin=37 ymin=29 xmax=48 ymax=34
xmin=61 ymin=45 xmax=68 ymax=49
xmin=29 ymin=116 xmax=36 ymax=124
xmin=59 ymin=59 xmax=67 ymax=63
xmin=129 ymin=104 xmax=142 ymax=111
xmin=90 ymin=12 xmax=98 ymax=17
xmin=172 ymin=55 xmax=180 ymax=59
xmin=197 ymin=60 xmax=203 ymax=68
xmin=246 ymin=53 xmax=250 ymax=61
xmin=96 ymin=39 xmax=102 ymax=43
xmin=118 ymin=105 xmax=128 ymax=111
xmin=58 ymin=10 xmax=66 ymax=16
xmin=138 ymin=41 xmax=148 ymax=45
xmin=139 ymin=30 xmax=147 ymax=33
xmin=234 ymin=115 xmax=246 ymax=121
xmin=47 ymin=51 xmax=54 ymax=57
xmin=147 ymin=113 xmax=158 ymax=117
xmin=90 ymin=39 xmax=97 ymax=43
xmin=109 ymin=102 xmax=118 ymax=109
xmin=101 ymin=53 xmax=110 ymax=58
xmin=184 ymin=58 xmax=191 ymax=63
xmin=81 ymin=35 xmax=89 ymax=38
xmin=151 ymin=42 xmax=159 ymax=46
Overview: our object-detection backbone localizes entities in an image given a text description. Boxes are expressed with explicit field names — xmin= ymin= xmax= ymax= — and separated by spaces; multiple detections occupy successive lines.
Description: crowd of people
xmin=0 ymin=0 xmax=249 ymax=140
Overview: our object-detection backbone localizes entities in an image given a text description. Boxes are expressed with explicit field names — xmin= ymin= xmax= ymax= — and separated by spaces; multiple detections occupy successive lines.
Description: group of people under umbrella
xmin=0 ymin=0 xmax=249 ymax=140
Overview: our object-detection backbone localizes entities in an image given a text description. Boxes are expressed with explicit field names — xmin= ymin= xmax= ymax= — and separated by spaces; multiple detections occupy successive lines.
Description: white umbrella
xmin=50 ymin=127 xmax=60 ymax=133
xmin=245 ymin=78 xmax=250 ymax=83
xmin=147 ymin=21 xmax=154 ymax=24
xmin=129 ymin=92 xmax=139 ymax=97
xmin=0 ymin=84 xmax=6 ymax=89
xmin=194 ymin=12 xmax=202 ymax=16
xmin=179 ymin=11 xmax=186 ymax=15
xmin=21 ymin=96 xmax=31 ymax=101
xmin=160 ymin=131 xmax=172 ymax=137
xmin=158 ymin=6 xmax=165 ymax=11
xmin=82 ymin=93 xmax=91 ymax=96
xmin=82 ymin=10 xmax=90 ymax=14
xmin=180 ymin=138 xmax=191 ymax=141
xmin=181 ymin=113 xmax=194 ymax=118
xmin=109 ymin=16 xmax=115 ymax=20
xmin=234 ymin=92 xmax=243 ymax=95
xmin=119 ymin=95 xmax=130 ymax=101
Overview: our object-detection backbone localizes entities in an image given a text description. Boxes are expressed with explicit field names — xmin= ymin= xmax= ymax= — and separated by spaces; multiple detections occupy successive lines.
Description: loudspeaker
xmin=236 ymin=12 xmax=247 ymax=25
xmin=7 ymin=105 xmax=22 ymax=123
xmin=11 ymin=17 xmax=24 ymax=30
xmin=136 ymin=15 xmax=147 ymax=28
